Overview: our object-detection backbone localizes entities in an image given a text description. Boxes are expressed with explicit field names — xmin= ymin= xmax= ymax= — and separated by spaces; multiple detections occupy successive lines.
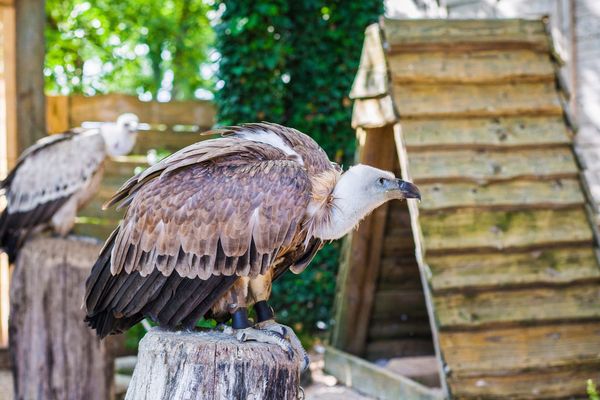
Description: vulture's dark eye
xmin=378 ymin=177 xmax=385 ymax=186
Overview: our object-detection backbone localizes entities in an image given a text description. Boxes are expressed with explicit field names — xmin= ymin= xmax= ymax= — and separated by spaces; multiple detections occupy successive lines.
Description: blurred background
xmin=0 ymin=1 xmax=599 ymax=399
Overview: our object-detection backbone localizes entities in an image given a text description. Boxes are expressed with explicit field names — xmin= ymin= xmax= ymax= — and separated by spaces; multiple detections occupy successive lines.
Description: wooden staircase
xmin=387 ymin=19 xmax=600 ymax=399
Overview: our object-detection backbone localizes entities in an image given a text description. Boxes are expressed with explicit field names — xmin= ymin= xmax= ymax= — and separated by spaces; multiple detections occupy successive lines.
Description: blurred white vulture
xmin=84 ymin=122 xmax=420 ymax=369
xmin=0 ymin=113 xmax=139 ymax=261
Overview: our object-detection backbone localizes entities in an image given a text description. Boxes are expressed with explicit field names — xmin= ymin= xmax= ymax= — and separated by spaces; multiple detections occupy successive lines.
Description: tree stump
xmin=9 ymin=236 xmax=115 ymax=400
xmin=126 ymin=328 xmax=301 ymax=400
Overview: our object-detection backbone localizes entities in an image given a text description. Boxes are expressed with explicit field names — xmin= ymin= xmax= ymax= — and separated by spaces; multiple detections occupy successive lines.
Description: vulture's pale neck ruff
xmin=307 ymin=164 xmax=414 ymax=241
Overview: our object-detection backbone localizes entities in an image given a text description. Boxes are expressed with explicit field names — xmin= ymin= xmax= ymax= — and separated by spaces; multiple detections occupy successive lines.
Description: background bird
xmin=0 ymin=113 xmax=139 ymax=262
xmin=84 ymin=122 xmax=420 ymax=368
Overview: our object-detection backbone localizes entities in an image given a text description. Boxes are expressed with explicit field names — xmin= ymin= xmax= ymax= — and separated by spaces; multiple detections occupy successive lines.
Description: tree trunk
xmin=126 ymin=328 xmax=301 ymax=400
xmin=9 ymin=236 xmax=114 ymax=400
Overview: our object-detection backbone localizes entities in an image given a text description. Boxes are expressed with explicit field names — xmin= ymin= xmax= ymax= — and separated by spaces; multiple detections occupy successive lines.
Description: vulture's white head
xmin=101 ymin=113 xmax=140 ymax=157
xmin=310 ymin=164 xmax=420 ymax=241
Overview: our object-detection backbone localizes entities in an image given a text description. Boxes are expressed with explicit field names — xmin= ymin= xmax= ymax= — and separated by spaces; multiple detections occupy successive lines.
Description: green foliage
xmin=589 ymin=379 xmax=600 ymax=400
xmin=45 ymin=0 xmax=214 ymax=99
xmin=214 ymin=0 xmax=383 ymax=338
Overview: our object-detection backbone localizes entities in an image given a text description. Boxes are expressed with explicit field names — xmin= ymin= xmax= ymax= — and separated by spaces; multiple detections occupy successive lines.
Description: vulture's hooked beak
xmin=386 ymin=179 xmax=421 ymax=200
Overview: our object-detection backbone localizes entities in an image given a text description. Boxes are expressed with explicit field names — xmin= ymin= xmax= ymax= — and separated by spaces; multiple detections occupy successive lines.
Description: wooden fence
xmin=46 ymin=94 xmax=216 ymax=239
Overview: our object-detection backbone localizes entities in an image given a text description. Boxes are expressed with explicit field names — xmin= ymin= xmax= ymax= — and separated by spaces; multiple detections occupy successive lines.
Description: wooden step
xmin=439 ymin=322 xmax=600 ymax=375
xmin=449 ymin=366 xmax=600 ymax=399
xmin=417 ymin=179 xmax=585 ymax=212
xmin=435 ymin=284 xmax=600 ymax=329
xmin=384 ymin=18 xmax=549 ymax=52
xmin=401 ymin=116 xmax=570 ymax=150
xmin=428 ymin=247 xmax=600 ymax=292
xmin=417 ymin=207 xmax=593 ymax=252
xmin=390 ymin=50 xmax=554 ymax=84
xmin=385 ymin=356 xmax=440 ymax=388
xmin=394 ymin=82 xmax=562 ymax=119
xmin=406 ymin=147 xmax=577 ymax=183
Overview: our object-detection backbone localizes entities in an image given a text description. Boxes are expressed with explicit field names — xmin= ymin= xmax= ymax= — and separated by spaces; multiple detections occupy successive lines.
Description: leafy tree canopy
xmin=45 ymin=0 xmax=215 ymax=100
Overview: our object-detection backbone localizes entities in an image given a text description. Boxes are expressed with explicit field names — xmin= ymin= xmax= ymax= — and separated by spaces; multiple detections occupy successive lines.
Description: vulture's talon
xmin=234 ymin=327 xmax=294 ymax=358
xmin=255 ymin=321 xmax=310 ymax=371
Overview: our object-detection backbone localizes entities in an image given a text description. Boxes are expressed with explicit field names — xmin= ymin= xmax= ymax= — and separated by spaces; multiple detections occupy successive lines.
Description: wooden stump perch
xmin=126 ymin=328 xmax=301 ymax=400
xmin=9 ymin=236 xmax=114 ymax=400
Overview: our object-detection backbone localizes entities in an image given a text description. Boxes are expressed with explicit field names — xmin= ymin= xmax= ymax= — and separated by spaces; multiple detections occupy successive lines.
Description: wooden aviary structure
xmin=126 ymin=329 xmax=301 ymax=400
xmin=46 ymin=94 xmax=215 ymax=240
xmin=330 ymin=17 xmax=600 ymax=399
xmin=9 ymin=237 xmax=114 ymax=400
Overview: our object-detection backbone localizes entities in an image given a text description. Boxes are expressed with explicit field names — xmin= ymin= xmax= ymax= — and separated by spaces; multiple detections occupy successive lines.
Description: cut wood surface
xmin=435 ymin=284 xmax=600 ymax=328
xmin=394 ymin=82 xmax=561 ymax=118
xmin=418 ymin=207 xmax=593 ymax=251
xmin=401 ymin=116 xmax=570 ymax=150
xmin=449 ymin=367 xmax=600 ymax=399
xmin=9 ymin=236 xmax=114 ymax=400
xmin=417 ymin=179 xmax=584 ymax=211
xmin=389 ymin=50 xmax=554 ymax=84
xmin=125 ymin=328 xmax=300 ymax=400
xmin=439 ymin=322 xmax=600 ymax=375
xmin=406 ymin=147 xmax=577 ymax=183
xmin=428 ymin=247 xmax=600 ymax=291
xmin=384 ymin=18 xmax=548 ymax=52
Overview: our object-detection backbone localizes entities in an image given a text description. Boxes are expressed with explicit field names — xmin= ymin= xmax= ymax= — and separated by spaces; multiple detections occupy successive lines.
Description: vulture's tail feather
xmin=0 ymin=209 xmax=19 ymax=263
xmin=85 ymin=227 xmax=239 ymax=338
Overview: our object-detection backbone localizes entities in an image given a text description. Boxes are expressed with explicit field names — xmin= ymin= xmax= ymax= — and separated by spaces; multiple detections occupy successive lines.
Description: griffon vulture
xmin=0 ymin=113 xmax=139 ymax=261
xmin=84 ymin=122 xmax=420 ymax=368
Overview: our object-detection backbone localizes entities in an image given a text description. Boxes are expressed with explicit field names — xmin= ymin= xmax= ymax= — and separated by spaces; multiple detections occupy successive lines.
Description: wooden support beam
xmin=14 ymin=0 xmax=46 ymax=152
xmin=330 ymin=125 xmax=396 ymax=356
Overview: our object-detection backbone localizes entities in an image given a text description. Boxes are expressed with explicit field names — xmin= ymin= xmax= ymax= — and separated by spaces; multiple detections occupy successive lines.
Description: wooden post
xmin=14 ymin=0 xmax=46 ymax=152
xmin=330 ymin=125 xmax=397 ymax=356
xmin=9 ymin=236 xmax=115 ymax=400
xmin=126 ymin=328 xmax=301 ymax=400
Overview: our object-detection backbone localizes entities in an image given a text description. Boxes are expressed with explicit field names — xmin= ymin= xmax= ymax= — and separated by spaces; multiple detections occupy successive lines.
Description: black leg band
xmin=231 ymin=307 xmax=251 ymax=329
xmin=254 ymin=301 xmax=275 ymax=322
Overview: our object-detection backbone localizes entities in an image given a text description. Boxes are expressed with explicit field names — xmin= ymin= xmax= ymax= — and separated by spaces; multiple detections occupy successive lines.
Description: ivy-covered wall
xmin=214 ymin=0 xmax=383 ymax=341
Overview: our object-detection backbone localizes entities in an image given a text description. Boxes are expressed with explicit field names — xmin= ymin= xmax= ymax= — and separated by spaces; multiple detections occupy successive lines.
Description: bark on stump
xmin=126 ymin=328 xmax=301 ymax=400
xmin=9 ymin=236 xmax=115 ymax=400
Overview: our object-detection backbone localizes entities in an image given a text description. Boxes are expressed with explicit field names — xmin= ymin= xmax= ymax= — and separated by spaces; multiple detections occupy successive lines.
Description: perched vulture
xmin=84 ymin=122 xmax=420 ymax=367
xmin=0 ymin=113 xmax=139 ymax=261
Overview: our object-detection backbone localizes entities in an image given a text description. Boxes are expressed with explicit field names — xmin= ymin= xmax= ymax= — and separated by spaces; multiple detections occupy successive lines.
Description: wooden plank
xmin=394 ymin=82 xmax=562 ymax=119
xmin=401 ymin=116 xmax=570 ymax=150
xmin=449 ymin=367 xmax=600 ymax=399
xmin=384 ymin=18 xmax=549 ymax=52
xmin=368 ymin=320 xmax=433 ymax=341
xmin=1 ymin=5 xmax=17 ymax=171
xmin=377 ymin=257 xmax=421 ymax=289
xmin=46 ymin=95 xmax=70 ymax=134
xmin=371 ymin=290 xmax=428 ymax=320
xmin=439 ymin=322 xmax=600 ymax=375
xmin=417 ymin=208 xmax=593 ymax=252
xmin=389 ymin=50 xmax=554 ymax=84
xmin=418 ymin=179 xmax=584 ymax=211
xmin=407 ymin=147 xmax=577 ymax=183
xmin=66 ymin=94 xmax=215 ymax=127
xmin=331 ymin=126 xmax=398 ymax=356
xmin=365 ymin=339 xmax=435 ymax=360
xmin=349 ymin=23 xmax=388 ymax=99
xmin=15 ymin=0 xmax=46 ymax=152
xmin=131 ymin=129 xmax=202 ymax=155
xmin=324 ymin=346 xmax=443 ymax=400
xmin=428 ymin=247 xmax=600 ymax=291
xmin=435 ymin=284 xmax=600 ymax=329
xmin=352 ymin=95 xmax=398 ymax=129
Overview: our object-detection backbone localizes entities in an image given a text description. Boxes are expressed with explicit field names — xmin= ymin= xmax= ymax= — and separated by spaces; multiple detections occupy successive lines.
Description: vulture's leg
xmin=224 ymin=277 xmax=296 ymax=359
xmin=50 ymin=197 xmax=77 ymax=236
xmin=249 ymin=274 xmax=309 ymax=371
